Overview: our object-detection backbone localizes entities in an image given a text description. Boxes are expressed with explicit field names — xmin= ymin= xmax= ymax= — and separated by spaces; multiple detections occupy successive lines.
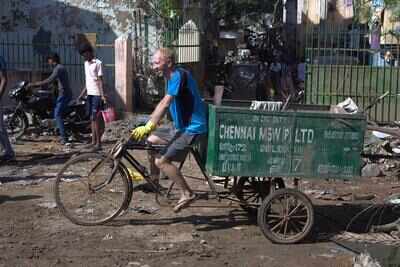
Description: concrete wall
xmin=301 ymin=0 xmax=355 ymax=25
xmin=0 ymin=0 xmax=137 ymax=41
xmin=1 ymin=1 xmax=200 ymax=111
xmin=0 ymin=0 xmax=161 ymax=109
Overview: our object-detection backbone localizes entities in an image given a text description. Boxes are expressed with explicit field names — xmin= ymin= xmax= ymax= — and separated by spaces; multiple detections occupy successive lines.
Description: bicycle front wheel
xmin=54 ymin=153 xmax=131 ymax=226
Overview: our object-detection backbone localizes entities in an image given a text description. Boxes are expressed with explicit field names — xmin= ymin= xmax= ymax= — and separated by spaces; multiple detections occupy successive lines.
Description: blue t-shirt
xmin=0 ymin=56 xmax=6 ymax=72
xmin=167 ymin=68 xmax=207 ymax=134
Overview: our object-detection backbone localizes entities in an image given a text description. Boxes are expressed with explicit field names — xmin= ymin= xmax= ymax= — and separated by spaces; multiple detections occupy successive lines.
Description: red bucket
xmin=101 ymin=105 xmax=117 ymax=124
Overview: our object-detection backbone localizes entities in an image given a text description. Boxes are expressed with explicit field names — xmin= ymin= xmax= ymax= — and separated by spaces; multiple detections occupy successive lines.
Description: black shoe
xmin=0 ymin=154 xmax=16 ymax=163
xmin=59 ymin=139 xmax=71 ymax=146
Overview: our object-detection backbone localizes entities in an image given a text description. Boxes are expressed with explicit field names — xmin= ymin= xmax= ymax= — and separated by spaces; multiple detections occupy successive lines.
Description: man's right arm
xmin=78 ymin=88 xmax=87 ymax=99
xmin=0 ymin=70 xmax=7 ymax=100
xmin=149 ymin=70 xmax=182 ymax=124
xmin=130 ymin=94 xmax=172 ymax=141
xmin=149 ymin=94 xmax=173 ymax=124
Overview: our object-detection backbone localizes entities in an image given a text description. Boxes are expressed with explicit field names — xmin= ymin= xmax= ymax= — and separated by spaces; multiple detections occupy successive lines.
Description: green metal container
xmin=206 ymin=105 xmax=366 ymax=179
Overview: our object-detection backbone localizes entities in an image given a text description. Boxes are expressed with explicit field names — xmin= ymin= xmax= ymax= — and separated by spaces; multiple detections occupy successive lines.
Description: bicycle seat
xmin=36 ymin=90 xmax=52 ymax=94
xmin=110 ymin=138 xmax=143 ymax=158
xmin=126 ymin=138 xmax=147 ymax=147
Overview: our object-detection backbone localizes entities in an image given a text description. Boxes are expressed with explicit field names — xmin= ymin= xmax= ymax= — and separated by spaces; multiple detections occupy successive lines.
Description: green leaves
xmin=210 ymin=0 xmax=277 ymax=28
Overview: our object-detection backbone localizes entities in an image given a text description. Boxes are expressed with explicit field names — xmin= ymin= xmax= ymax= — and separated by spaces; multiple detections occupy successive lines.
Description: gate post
xmin=114 ymin=35 xmax=133 ymax=113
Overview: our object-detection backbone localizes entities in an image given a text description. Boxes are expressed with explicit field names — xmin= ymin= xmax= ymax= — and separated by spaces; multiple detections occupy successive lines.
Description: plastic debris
xmin=128 ymin=168 xmax=144 ymax=182
xmin=372 ymin=131 xmax=392 ymax=139
xmin=102 ymin=233 xmax=113 ymax=240
xmin=131 ymin=206 xmax=159 ymax=214
xmin=37 ymin=202 xmax=57 ymax=209
xmin=336 ymin=98 xmax=359 ymax=113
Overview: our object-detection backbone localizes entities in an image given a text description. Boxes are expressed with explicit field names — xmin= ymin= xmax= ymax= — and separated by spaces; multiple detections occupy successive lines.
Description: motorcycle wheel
xmin=5 ymin=110 xmax=28 ymax=140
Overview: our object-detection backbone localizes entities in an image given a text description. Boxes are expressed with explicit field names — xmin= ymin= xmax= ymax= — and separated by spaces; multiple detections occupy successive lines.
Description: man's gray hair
xmin=158 ymin=47 xmax=175 ymax=65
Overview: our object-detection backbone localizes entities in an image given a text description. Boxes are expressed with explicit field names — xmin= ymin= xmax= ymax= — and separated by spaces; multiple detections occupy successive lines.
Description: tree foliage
xmin=384 ymin=0 xmax=400 ymax=20
xmin=353 ymin=0 xmax=400 ymax=23
xmin=157 ymin=0 xmax=181 ymax=18
xmin=209 ymin=0 xmax=279 ymax=28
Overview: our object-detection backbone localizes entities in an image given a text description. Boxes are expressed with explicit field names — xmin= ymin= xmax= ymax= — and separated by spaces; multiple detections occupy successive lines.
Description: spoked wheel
xmin=235 ymin=177 xmax=271 ymax=215
xmin=4 ymin=110 xmax=28 ymax=140
xmin=257 ymin=188 xmax=314 ymax=244
xmin=54 ymin=153 xmax=132 ymax=226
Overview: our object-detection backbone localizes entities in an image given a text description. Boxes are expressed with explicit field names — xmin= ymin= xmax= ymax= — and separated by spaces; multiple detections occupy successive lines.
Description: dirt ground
xmin=0 ymin=136 xmax=399 ymax=267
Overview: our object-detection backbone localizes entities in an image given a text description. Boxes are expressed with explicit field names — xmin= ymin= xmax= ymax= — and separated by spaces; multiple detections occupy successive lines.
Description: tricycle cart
xmin=205 ymin=104 xmax=366 ymax=243
xmin=54 ymin=103 xmax=366 ymax=244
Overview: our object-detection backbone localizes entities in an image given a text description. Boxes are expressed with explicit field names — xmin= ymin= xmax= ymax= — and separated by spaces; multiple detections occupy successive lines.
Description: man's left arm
xmin=98 ymin=76 xmax=106 ymax=101
xmin=97 ymin=62 xmax=106 ymax=101
xmin=0 ymin=70 xmax=7 ymax=100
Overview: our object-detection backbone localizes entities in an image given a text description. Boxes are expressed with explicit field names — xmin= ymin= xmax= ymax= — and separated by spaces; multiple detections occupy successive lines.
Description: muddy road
xmin=0 ymin=137 xmax=399 ymax=267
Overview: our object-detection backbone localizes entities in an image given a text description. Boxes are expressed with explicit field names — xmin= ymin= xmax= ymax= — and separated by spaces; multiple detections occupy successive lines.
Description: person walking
xmin=0 ymin=55 xmax=15 ymax=162
xmin=78 ymin=44 xmax=106 ymax=151
xmin=131 ymin=48 xmax=208 ymax=212
xmin=28 ymin=53 xmax=72 ymax=145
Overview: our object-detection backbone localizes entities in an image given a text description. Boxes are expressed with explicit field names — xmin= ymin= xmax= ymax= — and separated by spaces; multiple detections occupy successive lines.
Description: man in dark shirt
xmin=28 ymin=53 xmax=72 ymax=144
xmin=0 ymin=55 xmax=15 ymax=162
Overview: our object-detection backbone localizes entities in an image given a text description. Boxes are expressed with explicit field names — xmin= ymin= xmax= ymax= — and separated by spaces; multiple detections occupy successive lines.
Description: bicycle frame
xmin=85 ymin=137 xmax=273 ymax=211
xmin=102 ymin=138 xmax=239 ymax=202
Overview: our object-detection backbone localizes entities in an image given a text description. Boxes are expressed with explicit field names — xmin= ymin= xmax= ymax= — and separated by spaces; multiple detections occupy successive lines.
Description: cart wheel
xmin=257 ymin=188 xmax=314 ymax=244
xmin=235 ymin=177 xmax=271 ymax=215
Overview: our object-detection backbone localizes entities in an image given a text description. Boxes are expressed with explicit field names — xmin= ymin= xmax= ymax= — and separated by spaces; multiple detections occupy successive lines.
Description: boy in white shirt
xmin=78 ymin=44 xmax=106 ymax=151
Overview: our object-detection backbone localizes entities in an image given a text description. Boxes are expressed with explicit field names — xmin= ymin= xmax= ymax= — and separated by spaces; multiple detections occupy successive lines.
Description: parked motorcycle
xmin=4 ymin=81 xmax=91 ymax=140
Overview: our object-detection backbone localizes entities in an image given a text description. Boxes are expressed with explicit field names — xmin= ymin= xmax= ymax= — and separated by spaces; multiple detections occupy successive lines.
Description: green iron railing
xmin=305 ymin=24 xmax=400 ymax=123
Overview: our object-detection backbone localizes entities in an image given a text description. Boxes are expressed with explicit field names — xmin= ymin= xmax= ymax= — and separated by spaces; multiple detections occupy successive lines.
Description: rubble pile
xmin=362 ymin=129 xmax=400 ymax=178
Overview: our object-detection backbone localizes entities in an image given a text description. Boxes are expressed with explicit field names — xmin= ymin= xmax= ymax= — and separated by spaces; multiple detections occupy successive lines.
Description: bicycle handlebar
xmin=109 ymin=137 xmax=166 ymax=159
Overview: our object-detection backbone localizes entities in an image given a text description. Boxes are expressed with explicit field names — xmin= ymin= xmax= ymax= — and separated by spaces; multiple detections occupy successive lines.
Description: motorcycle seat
xmin=67 ymin=100 xmax=85 ymax=108
xmin=36 ymin=90 xmax=53 ymax=95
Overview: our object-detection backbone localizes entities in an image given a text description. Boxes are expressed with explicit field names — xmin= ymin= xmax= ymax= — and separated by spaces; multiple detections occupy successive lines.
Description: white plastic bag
xmin=336 ymin=98 xmax=359 ymax=114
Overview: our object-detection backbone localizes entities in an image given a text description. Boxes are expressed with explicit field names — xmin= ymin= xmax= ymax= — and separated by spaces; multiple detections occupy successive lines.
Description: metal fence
xmin=162 ymin=15 xmax=201 ymax=64
xmin=131 ymin=7 xmax=202 ymax=108
xmin=305 ymin=24 xmax=400 ymax=122
xmin=133 ymin=12 xmax=201 ymax=66
xmin=0 ymin=32 xmax=115 ymax=99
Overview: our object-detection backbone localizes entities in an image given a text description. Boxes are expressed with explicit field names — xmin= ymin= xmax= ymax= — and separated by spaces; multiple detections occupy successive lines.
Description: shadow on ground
xmin=313 ymin=203 xmax=400 ymax=240
xmin=0 ymin=194 xmax=42 ymax=205
xmin=107 ymin=201 xmax=400 ymax=244
xmin=109 ymin=209 xmax=255 ymax=232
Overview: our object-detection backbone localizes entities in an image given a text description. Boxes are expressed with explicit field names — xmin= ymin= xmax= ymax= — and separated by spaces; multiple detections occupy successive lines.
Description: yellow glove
xmin=130 ymin=121 xmax=157 ymax=140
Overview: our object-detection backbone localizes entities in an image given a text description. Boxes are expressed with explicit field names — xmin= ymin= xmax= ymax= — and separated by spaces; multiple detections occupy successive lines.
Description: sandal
xmin=173 ymin=194 xmax=197 ymax=213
